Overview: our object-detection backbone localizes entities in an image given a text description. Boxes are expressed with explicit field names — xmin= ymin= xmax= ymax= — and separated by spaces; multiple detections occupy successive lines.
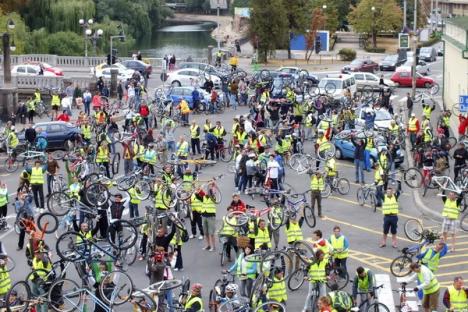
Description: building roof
xmin=446 ymin=16 xmax=468 ymax=30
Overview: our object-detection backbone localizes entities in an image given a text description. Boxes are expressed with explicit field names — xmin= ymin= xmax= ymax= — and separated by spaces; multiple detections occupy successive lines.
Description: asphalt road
xmin=2 ymin=55 xmax=466 ymax=311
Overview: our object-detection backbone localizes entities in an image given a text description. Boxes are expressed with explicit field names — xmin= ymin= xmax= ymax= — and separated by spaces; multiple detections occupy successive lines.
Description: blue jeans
xmin=364 ymin=150 xmax=371 ymax=170
xmin=165 ymin=289 xmax=174 ymax=312
xmin=167 ymin=141 xmax=176 ymax=153
xmin=129 ymin=203 xmax=139 ymax=218
xmin=84 ymin=101 xmax=90 ymax=115
xmin=354 ymin=159 xmax=365 ymax=183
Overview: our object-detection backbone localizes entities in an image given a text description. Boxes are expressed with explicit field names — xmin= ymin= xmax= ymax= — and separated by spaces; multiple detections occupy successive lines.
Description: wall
xmin=443 ymin=39 xmax=468 ymax=112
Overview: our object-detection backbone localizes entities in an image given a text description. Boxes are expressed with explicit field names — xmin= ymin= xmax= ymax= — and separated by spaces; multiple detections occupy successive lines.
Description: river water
xmin=139 ymin=21 xmax=217 ymax=59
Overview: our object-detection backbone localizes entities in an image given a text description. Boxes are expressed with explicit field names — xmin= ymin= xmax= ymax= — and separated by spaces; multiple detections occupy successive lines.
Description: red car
xmin=342 ymin=59 xmax=379 ymax=74
xmin=26 ymin=61 xmax=64 ymax=76
xmin=390 ymin=71 xmax=434 ymax=88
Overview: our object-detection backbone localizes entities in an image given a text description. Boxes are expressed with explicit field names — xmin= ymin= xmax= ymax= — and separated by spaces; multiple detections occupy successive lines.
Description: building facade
xmin=439 ymin=0 xmax=468 ymax=17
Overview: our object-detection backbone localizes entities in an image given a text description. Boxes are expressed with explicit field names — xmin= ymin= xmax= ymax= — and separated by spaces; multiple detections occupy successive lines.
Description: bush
xmin=365 ymin=47 xmax=386 ymax=53
xmin=338 ymin=48 xmax=356 ymax=61
xmin=46 ymin=31 xmax=84 ymax=56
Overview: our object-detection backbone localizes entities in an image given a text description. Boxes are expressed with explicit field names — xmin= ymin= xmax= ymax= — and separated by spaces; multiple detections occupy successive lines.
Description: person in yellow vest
xmin=133 ymin=141 xmax=145 ymax=168
xmin=29 ymin=248 xmax=53 ymax=312
xmin=388 ymin=120 xmax=400 ymax=137
xmin=325 ymin=157 xmax=337 ymax=184
xmin=122 ymin=141 xmax=134 ymax=175
xmin=0 ymin=182 xmax=8 ymax=230
xmin=417 ymin=241 xmax=448 ymax=273
xmin=310 ymin=171 xmax=325 ymax=218
xmin=72 ymin=218 xmax=98 ymax=243
xmin=236 ymin=128 xmax=248 ymax=148
xmin=259 ymin=89 xmax=269 ymax=104
xmin=423 ymin=123 xmax=433 ymax=144
xmin=285 ymin=217 xmax=303 ymax=245
xmin=407 ymin=113 xmax=420 ymax=148
xmin=352 ymin=266 xmax=375 ymax=311
xmin=189 ymin=192 xmax=204 ymax=240
xmin=143 ymin=144 xmax=157 ymax=174
xmin=6 ymin=127 xmax=19 ymax=151
xmin=190 ymin=121 xmax=201 ymax=155
xmin=421 ymin=115 xmax=431 ymax=131
xmin=407 ymin=263 xmax=441 ymax=312
xmin=80 ymin=120 xmax=92 ymax=144
xmin=315 ymin=131 xmax=330 ymax=162
xmin=68 ymin=176 xmax=81 ymax=200
xmin=96 ymin=142 xmax=110 ymax=178
xmin=304 ymin=112 xmax=315 ymax=141
xmin=201 ymin=187 xmax=217 ymax=251
xmin=184 ymin=283 xmax=204 ymax=311
xmin=267 ymin=267 xmax=288 ymax=304
xmin=170 ymin=227 xmax=188 ymax=271
xmin=178 ymin=99 xmax=191 ymax=126
xmin=26 ymin=160 xmax=46 ymax=213
xmin=328 ymin=225 xmax=349 ymax=274
xmin=26 ymin=96 xmax=36 ymax=123
xmin=421 ymin=101 xmax=435 ymax=121
xmin=50 ymin=91 xmax=61 ymax=120
xmin=94 ymin=108 xmax=107 ymax=126
xmin=374 ymin=162 xmax=385 ymax=208
xmin=303 ymin=250 xmax=327 ymax=312
xmin=380 ymin=187 xmax=400 ymax=248
xmin=128 ymin=186 xmax=142 ymax=218
xmin=364 ymin=137 xmax=374 ymax=171
xmin=0 ymin=246 xmax=11 ymax=300
xmin=254 ymin=218 xmax=271 ymax=250
xmin=229 ymin=54 xmax=239 ymax=72
xmin=218 ymin=207 xmax=238 ymax=261
xmin=443 ymin=276 xmax=468 ymax=312
xmin=176 ymin=135 xmax=190 ymax=177
xmin=441 ymin=191 xmax=463 ymax=252
xmin=225 ymin=245 xmax=257 ymax=297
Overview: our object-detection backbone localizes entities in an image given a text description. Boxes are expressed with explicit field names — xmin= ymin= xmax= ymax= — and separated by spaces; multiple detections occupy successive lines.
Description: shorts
xmin=202 ymin=216 xmax=216 ymax=236
xmin=383 ymin=215 xmax=398 ymax=235
xmin=441 ymin=218 xmax=458 ymax=234
xmin=422 ymin=289 xmax=439 ymax=310
xmin=52 ymin=105 xmax=59 ymax=111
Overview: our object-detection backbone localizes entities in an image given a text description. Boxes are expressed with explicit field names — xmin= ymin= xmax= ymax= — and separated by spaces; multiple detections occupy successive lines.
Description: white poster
xmin=210 ymin=0 xmax=228 ymax=9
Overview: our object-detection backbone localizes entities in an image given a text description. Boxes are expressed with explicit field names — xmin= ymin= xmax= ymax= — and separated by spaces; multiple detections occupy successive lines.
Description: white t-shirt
xmin=267 ymin=160 xmax=279 ymax=179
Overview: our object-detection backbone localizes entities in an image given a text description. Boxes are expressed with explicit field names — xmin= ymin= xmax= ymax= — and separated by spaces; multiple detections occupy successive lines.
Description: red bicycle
xmin=224 ymin=204 xmax=285 ymax=230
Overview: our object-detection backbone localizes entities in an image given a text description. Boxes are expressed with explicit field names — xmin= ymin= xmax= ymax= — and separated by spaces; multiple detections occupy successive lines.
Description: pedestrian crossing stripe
xmin=438 ymin=261 xmax=468 ymax=268
xmin=443 ymin=253 xmax=468 ymax=259
xmin=437 ymin=270 xmax=468 ymax=277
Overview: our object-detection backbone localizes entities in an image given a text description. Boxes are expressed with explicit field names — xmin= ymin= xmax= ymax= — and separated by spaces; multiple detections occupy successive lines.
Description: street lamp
xmin=321 ymin=5 xmax=327 ymax=30
xmin=371 ymin=6 xmax=377 ymax=48
xmin=79 ymin=18 xmax=94 ymax=58
xmin=109 ymin=25 xmax=125 ymax=65
xmin=89 ymin=28 xmax=103 ymax=56
xmin=2 ymin=18 xmax=16 ymax=85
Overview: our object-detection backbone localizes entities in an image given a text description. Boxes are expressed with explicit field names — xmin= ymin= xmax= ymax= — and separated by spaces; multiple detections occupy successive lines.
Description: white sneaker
xmin=198 ymin=235 xmax=203 ymax=240
xmin=174 ymin=268 xmax=179 ymax=271
xmin=189 ymin=234 xmax=194 ymax=239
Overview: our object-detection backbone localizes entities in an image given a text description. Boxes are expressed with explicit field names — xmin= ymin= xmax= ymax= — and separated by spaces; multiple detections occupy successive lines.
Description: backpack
xmin=330 ymin=291 xmax=353 ymax=312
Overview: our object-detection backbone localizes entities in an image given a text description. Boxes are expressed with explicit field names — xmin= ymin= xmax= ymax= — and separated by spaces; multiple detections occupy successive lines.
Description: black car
xmin=119 ymin=60 xmax=152 ymax=77
xmin=379 ymin=54 xmax=406 ymax=71
xmin=17 ymin=121 xmax=81 ymax=150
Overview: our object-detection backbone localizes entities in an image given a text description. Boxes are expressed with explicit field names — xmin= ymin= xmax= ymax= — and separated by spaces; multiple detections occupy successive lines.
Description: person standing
xmin=443 ymin=276 xmax=468 ymax=311
xmin=441 ymin=191 xmax=463 ymax=252
xmin=26 ymin=96 xmax=36 ymax=124
xmin=189 ymin=192 xmax=204 ymax=240
xmin=0 ymin=183 xmax=8 ymax=230
xmin=352 ymin=267 xmax=375 ymax=311
xmin=201 ymin=187 xmax=217 ymax=251
xmin=96 ymin=142 xmax=110 ymax=178
xmin=303 ymin=250 xmax=327 ymax=312
xmin=407 ymin=263 xmax=441 ymax=312
xmin=417 ymin=241 xmax=448 ymax=273
xmin=310 ymin=171 xmax=325 ymax=218
xmin=380 ymin=187 xmax=400 ymax=248
xmin=184 ymin=283 xmax=204 ymax=312
xmin=329 ymin=226 xmax=349 ymax=273
xmin=26 ymin=161 xmax=46 ymax=213
xmin=46 ymin=154 xmax=60 ymax=196
xmin=407 ymin=113 xmax=420 ymax=148
xmin=127 ymin=186 xmax=141 ymax=219
xmin=453 ymin=142 xmax=467 ymax=179
xmin=406 ymin=92 xmax=414 ymax=118
xmin=189 ymin=121 xmax=201 ymax=155
xmin=351 ymin=135 xmax=367 ymax=184
xmin=226 ymin=245 xmax=256 ymax=297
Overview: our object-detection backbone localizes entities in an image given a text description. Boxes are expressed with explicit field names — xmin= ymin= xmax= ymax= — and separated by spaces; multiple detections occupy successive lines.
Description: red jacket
xmin=458 ymin=115 xmax=468 ymax=136
xmin=57 ymin=114 xmax=70 ymax=122
xmin=229 ymin=200 xmax=246 ymax=212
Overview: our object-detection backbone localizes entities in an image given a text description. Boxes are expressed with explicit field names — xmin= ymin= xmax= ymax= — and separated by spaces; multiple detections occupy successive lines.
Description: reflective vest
xmin=326 ymin=158 xmax=337 ymax=177
xmin=382 ymin=195 xmax=398 ymax=215
xmin=310 ymin=175 xmax=325 ymax=191
xmin=442 ymin=198 xmax=460 ymax=220
xmin=133 ymin=143 xmax=145 ymax=161
xmin=81 ymin=125 xmax=92 ymax=140
xmin=332 ymin=114 xmax=339 ymax=127
xmin=423 ymin=106 xmax=433 ymax=119
xmin=320 ymin=120 xmax=330 ymax=130
xmin=30 ymin=167 xmax=44 ymax=185
xmin=7 ymin=132 xmax=18 ymax=148
xmin=202 ymin=196 xmax=216 ymax=214
xmin=305 ymin=114 xmax=313 ymax=127
xmin=203 ymin=123 xmax=212 ymax=133
xmin=260 ymin=91 xmax=269 ymax=103
xmin=236 ymin=132 xmax=248 ymax=145
xmin=0 ymin=187 xmax=8 ymax=207
xmin=176 ymin=141 xmax=189 ymax=157
xmin=330 ymin=235 xmax=348 ymax=259
xmin=213 ymin=127 xmax=225 ymax=139
xmin=69 ymin=183 xmax=81 ymax=200
xmin=51 ymin=95 xmax=60 ymax=107
xmin=128 ymin=187 xmax=141 ymax=204
xmin=424 ymin=127 xmax=432 ymax=143
xmin=285 ymin=221 xmax=303 ymax=243
xmin=191 ymin=194 xmax=203 ymax=213
xmin=267 ymin=277 xmax=287 ymax=302
xmin=448 ymin=285 xmax=468 ymax=310
xmin=255 ymin=227 xmax=271 ymax=249
xmin=96 ymin=147 xmax=109 ymax=163
xmin=220 ymin=216 xmax=237 ymax=236
xmin=34 ymin=92 xmax=41 ymax=102
xmin=190 ymin=125 xmax=200 ymax=139
xmin=170 ymin=228 xmax=184 ymax=246
xmin=379 ymin=154 xmax=388 ymax=170
xmin=236 ymin=254 xmax=256 ymax=279
xmin=184 ymin=295 xmax=203 ymax=311
xmin=317 ymin=137 xmax=330 ymax=152
xmin=442 ymin=116 xmax=450 ymax=127
xmin=308 ymin=260 xmax=327 ymax=282
xmin=365 ymin=137 xmax=374 ymax=151
xmin=408 ymin=118 xmax=418 ymax=132
xmin=421 ymin=248 xmax=440 ymax=272
xmin=357 ymin=269 xmax=371 ymax=291
xmin=30 ymin=257 xmax=52 ymax=280
xmin=389 ymin=124 xmax=399 ymax=135
xmin=144 ymin=150 xmax=157 ymax=165
xmin=27 ymin=100 xmax=36 ymax=112
xmin=375 ymin=168 xmax=384 ymax=186
xmin=154 ymin=185 xmax=168 ymax=210
xmin=417 ymin=267 xmax=440 ymax=295
xmin=76 ymin=230 xmax=93 ymax=243
xmin=293 ymin=103 xmax=303 ymax=116
xmin=0 ymin=268 xmax=11 ymax=295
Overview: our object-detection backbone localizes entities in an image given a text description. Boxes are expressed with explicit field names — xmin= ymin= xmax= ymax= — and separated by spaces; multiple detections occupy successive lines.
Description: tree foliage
xmin=249 ymin=0 xmax=288 ymax=62
xmin=349 ymin=0 xmax=403 ymax=34
xmin=309 ymin=0 xmax=339 ymax=32
xmin=46 ymin=31 xmax=84 ymax=56
xmin=0 ymin=10 xmax=30 ymax=54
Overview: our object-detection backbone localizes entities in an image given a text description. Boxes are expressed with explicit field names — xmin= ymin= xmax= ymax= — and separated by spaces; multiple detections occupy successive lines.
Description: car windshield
xmin=375 ymin=110 xmax=392 ymax=121
xmin=350 ymin=60 xmax=362 ymax=66
xmin=384 ymin=55 xmax=397 ymax=61
xmin=318 ymin=79 xmax=343 ymax=90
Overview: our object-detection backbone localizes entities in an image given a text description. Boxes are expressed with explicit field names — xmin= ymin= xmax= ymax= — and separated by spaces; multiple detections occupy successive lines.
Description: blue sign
xmin=290 ymin=32 xmax=329 ymax=52
xmin=459 ymin=95 xmax=468 ymax=113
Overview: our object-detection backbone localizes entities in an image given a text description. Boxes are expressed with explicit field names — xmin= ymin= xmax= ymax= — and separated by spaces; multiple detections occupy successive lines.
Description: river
xmin=138 ymin=20 xmax=217 ymax=59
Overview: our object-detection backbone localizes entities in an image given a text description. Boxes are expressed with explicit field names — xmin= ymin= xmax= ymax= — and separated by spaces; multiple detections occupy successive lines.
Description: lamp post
xmin=371 ymin=6 xmax=377 ymax=49
xmin=79 ymin=18 xmax=94 ymax=59
xmin=322 ymin=5 xmax=327 ymax=30
xmin=216 ymin=0 xmax=221 ymax=50
xmin=109 ymin=26 xmax=125 ymax=65
xmin=88 ymin=28 xmax=103 ymax=56
xmin=2 ymin=18 xmax=16 ymax=86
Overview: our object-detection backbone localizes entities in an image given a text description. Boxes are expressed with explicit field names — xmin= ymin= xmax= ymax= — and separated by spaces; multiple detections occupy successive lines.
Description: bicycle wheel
xmin=267 ymin=204 xmax=285 ymax=231
xmin=162 ymin=185 xmax=178 ymax=209
xmin=55 ymin=231 xmax=87 ymax=262
xmin=107 ymin=220 xmax=138 ymax=251
xmin=288 ymin=268 xmax=306 ymax=291
xmin=148 ymin=279 xmax=183 ymax=291
xmin=127 ymin=289 xmax=158 ymax=312
xmin=176 ymin=181 xmax=194 ymax=201
xmin=47 ymin=192 xmax=73 ymax=216
xmin=460 ymin=213 xmax=468 ymax=232
xmin=122 ymin=244 xmax=138 ymax=266
xmin=219 ymin=297 xmax=250 ymax=312
xmin=260 ymin=250 xmax=292 ymax=282
xmin=4 ymin=158 xmax=18 ymax=173
xmin=367 ymin=302 xmax=390 ymax=312
xmin=37 ymin=212 xmax=58 ymax=234
xmin=116 ymin=175 xmax=137 ymax=191
xmin=254 ymin=301 xmax=286 ymax=312
xmin=48 ymin=278 xmax=82 ymax=312
xmin=133 ymin=180 xmax=151 ymax=201
xmin=324 ymin=82 xmax=336 ymax=94
xmin=85 ymin=182 xmax=110 ymax=207
xmin=168 ymin=212 xmax=186 ymax=231
xmin=112 ymin=153 xmax=121 ymax=176
xmin=321 ymin=183 xmax=332 ymax=198
xmin=369 ymin=192 xmax=377 ymax=213
xmin=249 ymin=274 xmax=265 ymax=308
xmin=404 ymin=168 xmax=423 ymax=188
xmin=303 ymin=204 xmax=316 ymax=228
xmin=225 ymin=210 xmax=249 ymax=227
xmin=293 ymin=240 xmax=315 ymax=264
xmin=100 ymin=270 xmax=134 ymax=306
xmin=317 ymin=142 xmax=336 ymax=161
xmin=289 ymin=153 xmax=312 ymax=171
xmin=0 ymin=255 xmax=16 ymax=272
xmin=6 ymin=281 xmax=31 ymax=312
xmin=390 ymin=255 xmax=413 ymax=277
xmin=357 ymin=187 xmax=365 ymax=206
xmin=326 ymin=266 xmax=349 ymax=290
xmin=336 ymin=178 xmax=351 ymax=195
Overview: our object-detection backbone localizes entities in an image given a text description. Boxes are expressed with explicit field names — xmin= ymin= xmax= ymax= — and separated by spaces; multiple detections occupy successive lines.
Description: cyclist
xmin=374 ymin=162 xmax=385 ymax=208
xmin=29 ymin=247 xmax=53 ymax=312
xmin=0 ymin=249 xmax=11 ymax=301
xmin=26 ymin=96 xmax=36 ymax=123
xmin=72 ymin=219 xmax=99 ymax=243
xmin=312 ymin=230 xmax=332 ymax=258
xmin=0 ymin=182 xmax=9 ymax=231
xmin=310 ymin=171 xmax=325 ymax=219
xmin=380 ymin=187 xmax=400 ymax=248
xmin=25 ymin=160 xmax=46 ymax=213
xmin=267 ymin=267 xmax=287 ymax=305
xmin=303 ymin=250 xmax=327 ymax=312
xmin=328 ymin=226 xmax=349 ymax=274
xmin=15 ymin=191 xmax=34 ymax=251
xmin=6 ymin=126 xmax=18 ymax=153
xmin=184 ymin=283 xmax=204 ymax=312
xmin=226 ymin=245 xmax=256 ymax=297
xmin=96 ymin=141 xmax=111 ymax=178
xmin=325 ymin=157 xmax=338 ymax=184
xmin=143 ymin=143 xmax=157 ymax=174
xmin=441 ymin=191 xmax=463 ymax=252
xmin=218 ymin=283 xmax=239 ymax=305
xmin=417 ymin=241 xmax=448 ymax=273
xmin=406 ymin=263 xmax=441 ymax=312
xmin=327 ymin=284 xmax=353 ymax=312
xmin=218 ymin=206 xmax=238 ymax=262
xmin=443 ymin=276 xmax=468 ymax=312
xmin=352 ymin=266 xmax=375 ymax=311
xmin=254 ymin=218 xmax=271 ymax=250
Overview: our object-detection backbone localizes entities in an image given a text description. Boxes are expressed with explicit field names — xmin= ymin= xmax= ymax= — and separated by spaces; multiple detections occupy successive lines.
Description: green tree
xmin=0 ymin=10 xmax=30 ymax=54
xmin=25 ymin=28 xmax=49 ymax=54
xmin=249 ymin=0 xmax=288 ymax=62
xmin=349 ymin=0 xmax=402 ymax=48
xmin=310 ymin=0 xmax=339 ymax=32
xmin=283 ymin=0 xmax=310 ymax=59
xmin=46 ymin=31 xmax=84 ymax=56
xmin=92 ymin=18 xmax=136 ymax=57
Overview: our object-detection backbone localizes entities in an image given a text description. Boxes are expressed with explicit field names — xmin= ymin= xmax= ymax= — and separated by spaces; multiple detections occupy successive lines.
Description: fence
xmin=0 ymin=75 xmax=95 ymax=92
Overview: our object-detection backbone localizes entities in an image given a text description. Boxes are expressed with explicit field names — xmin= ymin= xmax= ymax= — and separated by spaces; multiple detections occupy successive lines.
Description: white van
xmin=318 ymin=74 xmax=357 ymax=99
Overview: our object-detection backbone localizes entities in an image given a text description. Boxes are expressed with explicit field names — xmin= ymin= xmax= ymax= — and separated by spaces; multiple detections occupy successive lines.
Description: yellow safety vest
xmin=202 ymin=196 xmax=217 ymax=214
xmin=76 ymin=230 xmax=93 ymax=243
xmin=267 ymin=277 xmax=287 ymax=302
xmin=128 ymin=187 xmax=141 ymax=204
xmin=0 ymin=188 xmax=8 ymax=207
xmin=417 ymin=268 xmax=440 ymax=295
xmin=30 ymin=258 xmax=52 ymax=280
xmin=326 ymin=158 xmax=337 ymax=177
xmin=442 ymin=116 xmax=450 ymax=127
xmin=144 ymin=150 xmax=157 ymax=165
xmin=170 ymin=228 xmax=184 ymax=246
xmin=330 ymin=235 xmax=348 ymax=259
xmin=8 ymin=132 xmax=19 ymax=148
xmin=421 ymin=248 xmax=441 ymax=273
xmin=408 ymin=118 xmax=418 ymax=132
xmin=30 ymin=167 xmax=44 ymax=185
xmin=96 ymin=147 xmax=109 ymax=163
xmin=220 ymin=216 xmax=237 ymax=236
xmin=379 ymin=154 xmax=388 ymax=170
xmin=424 ymin=127 xmax=432 ymax=143
xmin=204 ymin=123 xmax=212 ymax=133
xmin=190 ymin=125 xmax=200 ymax=139
xmin=133 ymin=143 xmax=145 ymax=161
xmin=285 ymin=221 xmax=303 ymax=244
xmin=389 ymin=124 xmax=399 ymax=135
xmin=176 ymin=141 xmax=189 ymax=157
xmin=423 ymin=106 xmax=432 ymax=119
xmin=448 ymin=285 xmax=468 ymax=310
xmin=357 ymin=268 xmax=371 ymax=291
xmin=320 ymin=120 xmax=330 ymax=130
xmin=213 ymin=127 xmax=225 ymax=139
xmin=154 ymin=185 xmax=169 ymax=210
xmin=184 ymin=295 xmax=203 ymax=311
xmin=51 ymin=95 xmax=60 ymax=107
xmin=34 ymin=92 xmax=41 ymax=102
xmin=236 ymin=254 xmax=256 ymax=279
xmin=366 ymin=138 xmax=374 ymax=151
xmin=308 ymin=260 xmax=327 ymax=282
xmin=442 ymin=198 xmax=460 ymax=220
xmin=310 ymin=176 xmax=325 ymax=191
xmin=81 ymin=125 xmax=92 ymax=140
xmin=255 ymin=227 xmax=271 ymax=249
xmin=382 ymin=195 xmax=398 ymax=215
xmin=69 ymin=183 xmax=81 ymax=200
xmin=0 ymin=268 xmax=11 ymax=295
xmin=191 ymin=194 xmax=203 ymax=213
xmin=375 ymin=168 xmax=384 ymax=186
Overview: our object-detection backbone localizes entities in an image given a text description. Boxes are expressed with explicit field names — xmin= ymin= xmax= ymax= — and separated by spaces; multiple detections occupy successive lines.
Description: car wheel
xmin=424 ymin=82 xmax=431 ymax=88
xmin=171 ymin=81 xmax=181 ymax=87
xmin=335 ymin=148 xmax=343 ymax=160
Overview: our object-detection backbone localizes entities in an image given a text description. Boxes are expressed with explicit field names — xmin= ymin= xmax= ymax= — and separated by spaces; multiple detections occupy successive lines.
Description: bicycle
xmin=351 ymin=285 xmax=390 ymax=312
xmin=283 ymin=190 xmax=316 ymax=228
xmin=394 ymin=282 xmax=417 ymax=312
xmin=225 ymin=204 xmax=285 ymax=231
xmin=356 ymin=184 xmax=377 ymax=212
xmin=324 ymin=174 xmax=351 ymax=197
xmin=175 ymin=174 xmax=224 ymax=203
xmin=209 ymin=272 xmax=236 ymax=312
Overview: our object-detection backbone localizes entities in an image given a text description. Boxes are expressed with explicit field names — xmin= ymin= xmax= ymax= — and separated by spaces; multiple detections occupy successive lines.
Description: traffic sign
xmin=399 ymin=33 xmax=409 ymax=49
xmin=459 ymin=95 xmax=468 ymax=113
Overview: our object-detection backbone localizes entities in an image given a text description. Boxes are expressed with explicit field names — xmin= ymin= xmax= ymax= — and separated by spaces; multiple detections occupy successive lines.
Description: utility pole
xmin=430 ymin=0 xmax=434 ymax=30
xmin=411 ymin=0 xmax=418 ymax=99
xmin=217 ymin=0 xmax=221 ymax=50
xmin=403 ymin=0 xmax=407 ymax=29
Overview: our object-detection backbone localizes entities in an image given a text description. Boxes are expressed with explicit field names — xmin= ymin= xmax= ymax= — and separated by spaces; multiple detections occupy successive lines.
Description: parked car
xmin=119 ymin=60 xmax=152 ymax=77
xmin=390 ymin=71 xmax=435 ymax=88
xmin=17 ymin=121 xmax=81 ymax=150
xmin=419 ymin=47 xmax=437 ymax=62
xmin=96 ymin=68 xmax=133 ymax=81
xmin=397 ymin=60 xmax=430 ymax=76
xmin=166 ymin=86 xmax=208 ymax=107
xmin=92 ymin=63 xmax=135 ymax=78
xmin=437 ymin=46 xmax=444 ymax=56
xmin=12 ymin=64 xmax=61 ymax=77
xmin=379 ymin=54 xmax=406 ymax=71
xmin=165 ymin=68 xmax=221 ymax=89
xmin=178 ymin=62 xmax=228 ymax=77
xmin=355 ymin=107 xmax=395 ymax=129
xmin=333 ymin=129 xmax=404 ymax=166
xmin=277 ymin=67 xmax=319 ymax=85
xmin=351 ymin=72 xmax=395 ymax=90
xmin=342 ymin=59 xmax=379 ymax=74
